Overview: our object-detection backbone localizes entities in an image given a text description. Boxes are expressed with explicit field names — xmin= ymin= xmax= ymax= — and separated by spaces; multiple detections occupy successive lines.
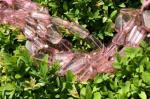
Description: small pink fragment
xmin=2 ymin=0 xmax=15 ymax=5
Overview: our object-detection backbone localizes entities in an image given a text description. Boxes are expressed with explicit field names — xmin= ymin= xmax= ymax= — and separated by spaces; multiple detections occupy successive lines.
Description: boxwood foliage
xmin=1 ymin=0 xmax=150 ymax=99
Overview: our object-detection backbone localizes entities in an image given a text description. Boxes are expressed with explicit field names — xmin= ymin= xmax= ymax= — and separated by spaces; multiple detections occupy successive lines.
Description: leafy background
xmin=1 ymin=0 xmax=150 ymax=99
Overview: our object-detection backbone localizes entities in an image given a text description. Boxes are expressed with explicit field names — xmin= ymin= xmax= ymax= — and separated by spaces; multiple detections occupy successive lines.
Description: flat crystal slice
xmin=143 ymin=10 xmax=150 ymax=29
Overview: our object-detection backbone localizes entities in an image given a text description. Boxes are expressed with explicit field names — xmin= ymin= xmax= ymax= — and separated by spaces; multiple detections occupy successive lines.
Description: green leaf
xmin=110 ymin=10 xmax=117 ymax=19
xmin=140 ymin=0 xmax=144 ymax=4
xmin=145 ymin=62 xmax=150 ymax=71
xmin=68 ymin=84 xmax=79 ymax=98
xmin=16 ymin=34 xmax=26 ymax=42
xmin=8 ymin=91 xmax=15 ymax=99
xmin=92 ymin=86 xmax=100 ymax=93
xmin=103 ymin=17 xmax=107 ymax=23
xmin=89 ymin=10 xmax=101 ymax=20
xmin=119 ymin=3 xmax=126 ymax=7
xmin=125 ymin=47 xmax=142 ymax=59
xmin=39 ymin=54 xmax=49 ymax=78
xmin=141 ymin=72 xmax=150 ymax=85
xmin=117 ymin=81 xmax=130 ymax=98
xmin=80 ymin=87 xmax=86 ymax=99
xmin=63 ymin=1 xmax=68 ymax=11
xmin=15 ymin=74 xmax=22 ymax=79
xmin=94 ymin=76 xmax=103 ymax=84
xmin=66 ymin=70 xmax=76 ymax=83
xmin=93 ymin=92 xmax=101 ymax=99
xmin=0 ymin=83 xmax=16 ymax=91
xmin=139 ymin=91 xmax=147 ymax=99
xmin=86 ymin=84 xmax=92 ymax=99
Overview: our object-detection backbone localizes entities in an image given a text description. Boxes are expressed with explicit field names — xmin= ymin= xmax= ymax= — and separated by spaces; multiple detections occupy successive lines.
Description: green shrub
xmin=1 ymin=0 xmax=150 ymax=99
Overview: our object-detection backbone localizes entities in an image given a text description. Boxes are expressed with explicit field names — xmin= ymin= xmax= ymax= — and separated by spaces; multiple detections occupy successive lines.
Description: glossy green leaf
xmin=139 ymin=91 xmax=147 ymax=99
xmin=93 ymin=92 xmax=101 ymax=99
xmin=141 ymin=72 xmax=150 ymax=85
xmin=66 ymin=70 xmax=76 ymax=83
xmin=119 ymin=3 xmax=126 ymax=7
